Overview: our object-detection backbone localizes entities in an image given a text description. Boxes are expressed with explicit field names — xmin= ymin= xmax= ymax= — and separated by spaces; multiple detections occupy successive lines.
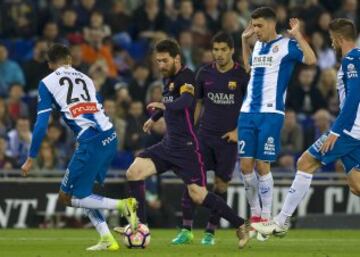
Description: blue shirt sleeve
xmin=288 ymin=39 xmax=304 ymax=63
xmin=29 ymin=82 xmax=53 ymax=158
xmin=331 ymin=58 xmax=360 ymax=135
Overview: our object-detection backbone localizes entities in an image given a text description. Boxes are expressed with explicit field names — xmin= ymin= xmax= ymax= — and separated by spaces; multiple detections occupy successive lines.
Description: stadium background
xmin=0 ymin=0 xmax=359 ymax=229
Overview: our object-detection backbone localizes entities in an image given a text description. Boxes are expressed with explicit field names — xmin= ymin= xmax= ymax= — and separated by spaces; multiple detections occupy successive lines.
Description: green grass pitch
xmin=1 ymin=229 xmax=359 ymax=257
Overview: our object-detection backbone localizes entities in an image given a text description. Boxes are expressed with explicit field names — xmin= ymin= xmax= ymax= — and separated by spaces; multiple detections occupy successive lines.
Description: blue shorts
xmin=308 ymin=132 xmax=360 ymax=173
xmin=238 ymin=113 xmax=284 ymax=162
xmin=60 ymin=128 xmax=117 ymax=198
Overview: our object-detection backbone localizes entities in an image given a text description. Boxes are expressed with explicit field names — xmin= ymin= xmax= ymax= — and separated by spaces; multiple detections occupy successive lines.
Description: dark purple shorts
xmin=138 ymin=140 xmax=206 ymax=186
xmin=199 ymin=133 xmax=237 ymax=182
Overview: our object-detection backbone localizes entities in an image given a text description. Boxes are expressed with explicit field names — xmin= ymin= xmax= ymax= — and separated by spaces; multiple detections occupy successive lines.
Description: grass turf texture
xmin=1 ymin=229 xmax=359 ymax=257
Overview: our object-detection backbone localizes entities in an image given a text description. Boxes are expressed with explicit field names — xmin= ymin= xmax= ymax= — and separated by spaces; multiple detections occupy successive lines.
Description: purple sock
xmin=181 ymin=188 xmax=195 ymax=230
xmin=202 ymin=192 xmax=244 ymax=228
xmin=206 ymin=190 xmax=227 ymax=234
xmin=128 ymin=180 xmax=146 ymax=223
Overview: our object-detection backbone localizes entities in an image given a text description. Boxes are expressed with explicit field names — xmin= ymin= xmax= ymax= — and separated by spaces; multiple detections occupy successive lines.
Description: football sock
xmin=128 ymin=180 xmax=146 ymax=223
xmin=206 ymin=190 xmax=227 ymax=234
xmin=275 ymin=171 xmax=313 ymax=227
xmin=259 ymin=172 xmax=274 ymax=219
xmin=85 ymin=208 xmax=111 ymax=238
xmin=242 ymin=171 xmax=261 ymax=217
xmin=181 ymin=188 xmax=195 ymax=230
xmin=202 ymin=192 xmax=244 ymax=228
xmin=71 ymin=194 xmax=118 ymax=209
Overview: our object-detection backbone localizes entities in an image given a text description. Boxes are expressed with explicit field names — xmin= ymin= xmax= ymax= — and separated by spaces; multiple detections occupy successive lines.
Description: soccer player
xmin=21 ymin=44 xmax=138 ymax=251
xmin=252 ymin=18 xmax=360 ymax=237
xmin=126 ymin=39 xmax=250 ymax=248
xmin=171 ymin=32 xmax=248 ymax=246
xmin=239 ymin=7 xmax=316 ymax=240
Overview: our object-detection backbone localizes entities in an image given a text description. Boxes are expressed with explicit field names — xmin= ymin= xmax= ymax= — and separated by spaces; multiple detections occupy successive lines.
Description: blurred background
xmin=0 ymin=0 xmax=359 ymax=230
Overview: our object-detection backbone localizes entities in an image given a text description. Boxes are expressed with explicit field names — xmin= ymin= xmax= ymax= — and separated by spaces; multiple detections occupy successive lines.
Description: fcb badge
xmin=228 ymin=81 xmax=237 ymax=90
xmin=272 ymin=45 xmax=279 ymax=53
xmin=169 ymin=82 xmax=175 ymax=91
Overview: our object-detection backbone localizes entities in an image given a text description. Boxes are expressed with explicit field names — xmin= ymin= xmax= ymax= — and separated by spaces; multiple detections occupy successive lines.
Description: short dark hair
xmin=211 ymin=31 xmax=234 ymax=49
xmin=329 ymin=18 xmax=357 ymax=41
xmin=251 ymin=7 xmax=277 ymax=21
xmin=155 ymin=39 xmax=181 ymax=58
xmin=47 ymin=43 xmax=71 ymax=63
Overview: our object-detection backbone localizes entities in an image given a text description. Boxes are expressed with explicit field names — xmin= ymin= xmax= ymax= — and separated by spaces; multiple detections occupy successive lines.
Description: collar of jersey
xmin=262 ymin=35 xmax=283 ymax=46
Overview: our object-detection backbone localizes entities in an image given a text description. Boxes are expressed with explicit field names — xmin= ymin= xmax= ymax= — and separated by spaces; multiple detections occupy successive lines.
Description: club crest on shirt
xmin=272 ymin=45 xmax=279 ymax=53
xmin=228 ymin=81 xmax=237 ymax=90
xmin=169 ymin=82 xmax=175 ymax=91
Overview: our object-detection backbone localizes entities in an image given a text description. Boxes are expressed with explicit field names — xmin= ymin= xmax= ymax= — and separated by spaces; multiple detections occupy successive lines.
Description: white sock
xmin=85 ymin=209 xmax=111 ymax=238
xmin=259 ymin=172 xmax=273 ymax=219
xmin=71 ymin=194 xmax=119 ymax=210
xmin=242 ymin=171 xmax=261 ymax=217
xmin=275 ymin=171 xmax=313 ymax=226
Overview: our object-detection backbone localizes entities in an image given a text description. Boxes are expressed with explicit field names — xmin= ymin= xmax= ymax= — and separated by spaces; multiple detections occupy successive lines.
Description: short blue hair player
xmin=253 ymin=18 xmax=360 ymax=237
xmin=239 ymin=7 xmax=317 ymax=240
xmin=21 ymin=44 xmax=138 ymax=251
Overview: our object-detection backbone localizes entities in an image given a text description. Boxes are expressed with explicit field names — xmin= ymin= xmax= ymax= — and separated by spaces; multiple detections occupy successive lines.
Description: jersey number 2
xmin=59 ymin=77 xmax=91 ymax=104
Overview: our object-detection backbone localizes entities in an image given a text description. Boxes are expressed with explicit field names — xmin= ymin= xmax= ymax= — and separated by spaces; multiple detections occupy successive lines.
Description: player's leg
xmin=58 ymin=130 xmax=130 ymax=250
xmin=341 ymin=150 xmax=360 ymax=196
xmin=187 ymin=183 xmax=250 ymax=248
xmin=255 ymin=160 xmax=273 ymax=220
xmin=126 ymin=157 xmax=157 ymax=223
xmin=255 ymin=113 xmax=284 ymax=221
xmin=238 ymin=113 xmax=261 ymax=220
xmin=201 ymin=139 xmax=237 ymax=245
xmin=200 ymin=176 xmax=229 ymax=246
xmin=252 ymin=151 xmax=320 ymax=236
xmin=347 ymin=169 xmax=360 ymax=196
xmin=171 ymin=187 xmax=196 ymax=245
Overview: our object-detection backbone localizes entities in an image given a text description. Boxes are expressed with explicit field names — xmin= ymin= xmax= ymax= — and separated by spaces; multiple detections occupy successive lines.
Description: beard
xmin=161 ymin=62 xmax=176 ymax=78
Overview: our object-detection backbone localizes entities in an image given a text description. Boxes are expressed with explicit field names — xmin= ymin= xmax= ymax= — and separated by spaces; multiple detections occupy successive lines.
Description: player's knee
xmin=240 ymin=159 xmax=254 ymax=174
xmin=126 ymin=163 xmax=143 ymax=181
xmin=58 ymin=192 xmax=71 ymax=206
xmin=256 ymin=161 xmax=270 ymax=176
xmin=297 ymin=152 xmax=319 ymax=173
xmin=349 ymin=184 xmax=360 ymax=196
xmin=188 ymin=186 xmax=207 ymax=205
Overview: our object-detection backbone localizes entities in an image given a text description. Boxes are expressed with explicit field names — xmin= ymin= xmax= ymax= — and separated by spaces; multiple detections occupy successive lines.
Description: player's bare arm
xmin=288 ymin=18 xmax=317 ymax=65
xmin=241 ymin=22 xmax=255 ymax=73
xmin=194 ymin=99 xmax=203 ymax=126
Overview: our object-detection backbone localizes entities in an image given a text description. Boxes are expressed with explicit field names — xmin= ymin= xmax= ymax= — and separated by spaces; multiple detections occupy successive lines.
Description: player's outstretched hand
xmin=320 ymin=133 xmax=338 ymax=155
xmin=21 ymin=157 xmax=33 ymax=176
xmin=222 ymin=129 xmax=238 ymax=143
xmin=143 ymin=119 xmax=155 ymax=134
xmin=147 ymin=102 xmax=166 ymax=111
xmin=287 ymin=18 xmax=301 ymax=38
xmin=242 ymin=22 xmax=255 ymax=40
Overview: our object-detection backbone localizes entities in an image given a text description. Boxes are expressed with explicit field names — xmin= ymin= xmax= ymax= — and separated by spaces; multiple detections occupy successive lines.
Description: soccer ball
xmin=123 ymin=223 xmax=151 ymax=248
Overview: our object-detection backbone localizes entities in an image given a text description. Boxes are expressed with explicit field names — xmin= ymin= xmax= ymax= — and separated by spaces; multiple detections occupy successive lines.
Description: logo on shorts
xmin=61 ymin=169 xmax=70 ymax=187
xmin=102 ymin=132 xmax=117 ymax=146
xmin=313 ymin=134 xmax=327 ymax=152
xmin=228 ymin=81 xmax=237 ymax=90
xmin=264 ymin=137 xmax=275 ymax=155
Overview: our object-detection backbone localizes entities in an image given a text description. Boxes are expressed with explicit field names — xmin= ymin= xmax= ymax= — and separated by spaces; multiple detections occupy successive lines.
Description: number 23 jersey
xmin=37 ymin=66 xmax=112 ymax=138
